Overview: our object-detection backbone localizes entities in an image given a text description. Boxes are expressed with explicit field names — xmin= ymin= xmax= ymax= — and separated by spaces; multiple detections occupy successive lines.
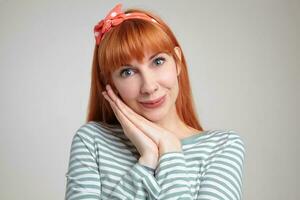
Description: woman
xmin=65 ymin=3 xmax=245 ymax=200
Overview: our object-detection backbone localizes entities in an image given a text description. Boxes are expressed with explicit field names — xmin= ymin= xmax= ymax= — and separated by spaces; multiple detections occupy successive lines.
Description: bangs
xmin=97 ymin=19 xmax=175 ymax=75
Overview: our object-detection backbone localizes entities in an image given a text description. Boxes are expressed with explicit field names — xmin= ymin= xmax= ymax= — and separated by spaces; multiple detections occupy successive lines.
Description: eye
xmin=153 ymin=56 xmax=166 ymax=66
xmin=120 ymin=68 xmax=135 ymax=78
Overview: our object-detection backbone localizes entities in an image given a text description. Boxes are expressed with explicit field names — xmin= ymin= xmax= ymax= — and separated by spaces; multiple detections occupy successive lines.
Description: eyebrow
xmin=122 ymin=52 xmax=162 ymax=68
xmin=148 ymin=52 xmax=161 ymax=61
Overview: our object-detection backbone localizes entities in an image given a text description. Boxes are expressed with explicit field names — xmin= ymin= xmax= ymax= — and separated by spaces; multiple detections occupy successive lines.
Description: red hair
xmin=86 ymin=7 xmax=204 ymax=131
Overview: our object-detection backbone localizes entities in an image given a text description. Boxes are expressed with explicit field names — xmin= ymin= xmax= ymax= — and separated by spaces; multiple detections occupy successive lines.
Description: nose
xmin=140 ymin=72 xmax=159 ymax=95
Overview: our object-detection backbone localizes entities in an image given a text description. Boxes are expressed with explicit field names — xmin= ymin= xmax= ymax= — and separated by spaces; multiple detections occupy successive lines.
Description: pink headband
xmin=94 ymin=3 xmax=159 ymax=45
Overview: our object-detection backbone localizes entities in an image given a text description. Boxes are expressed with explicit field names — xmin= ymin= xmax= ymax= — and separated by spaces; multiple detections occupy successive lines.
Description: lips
xmin=140 ymin=95 xmax=165 ymax=104
xmin=140 ymin=95 xmax=166 ymax=109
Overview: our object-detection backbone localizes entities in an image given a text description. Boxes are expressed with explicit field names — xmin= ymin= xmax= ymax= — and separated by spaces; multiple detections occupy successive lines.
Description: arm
xmin=65 ymin=128 xmax=161 ymax=200
xmin=65 ymin=131 xmax=101 ymax=200
xmin=196 ymin=136 xmax=246 ymax=200
xmin=107 ymin=161 xmax=160 ymax=199
xmin=154 ymin=133 xmax=246 ymax=200
xmin=154 ymin=151 xmax=194 ymax=200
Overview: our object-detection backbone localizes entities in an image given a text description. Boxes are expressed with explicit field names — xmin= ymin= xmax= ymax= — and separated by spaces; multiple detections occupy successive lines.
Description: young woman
xmin=65 ymin=3 xmax=245 ymax=200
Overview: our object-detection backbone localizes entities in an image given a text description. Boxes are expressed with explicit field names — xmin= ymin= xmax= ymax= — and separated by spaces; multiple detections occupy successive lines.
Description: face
xmin=111 ymin=47 xmax=182 ymax=122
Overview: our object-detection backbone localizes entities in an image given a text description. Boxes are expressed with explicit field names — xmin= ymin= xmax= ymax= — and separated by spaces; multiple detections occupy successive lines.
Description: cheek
xmin=158 ymin=65 xmax=178 ymax=87
xmin=115 ymin=81 xmax=139 ymax=101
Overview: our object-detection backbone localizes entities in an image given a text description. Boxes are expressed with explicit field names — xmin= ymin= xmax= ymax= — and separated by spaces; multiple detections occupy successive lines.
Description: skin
xmin=102 ymin=46 xmax=201 ymax=169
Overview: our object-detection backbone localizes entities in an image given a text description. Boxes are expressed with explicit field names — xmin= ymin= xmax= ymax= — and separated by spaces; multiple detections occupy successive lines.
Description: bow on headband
xmin=94 ymin=3 xmax=158 ymax=44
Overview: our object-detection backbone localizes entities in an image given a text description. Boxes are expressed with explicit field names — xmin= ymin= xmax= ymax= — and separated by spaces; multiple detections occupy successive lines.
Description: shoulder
xmin=207 ymin=129 xmax=246 ymax=158
xmin=72 ymin=121 xmax=125 ymax=144
xmin=197 ymin=130 xmax=246 ymax=200
xmin=196 ymin=129 xmax=245 ymax=155
xmin=206 ymin=129 xmax=245 ymax=145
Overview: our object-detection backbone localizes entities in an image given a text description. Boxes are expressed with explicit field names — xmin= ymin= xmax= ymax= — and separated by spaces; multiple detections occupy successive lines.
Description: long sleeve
xmin=153 ymin=131 xmax=246 ymax=200
xmin=154 ymin=151 xmax=194 ymax=200
xmin=65 ymin=131 xmax=101 ymax=200
xmin=65 ymin=128 xmax=161 ymax=200
xmin=197 ymin=135 xmax=246 ymax=200
xmin=106 ymin=162 xmax=160 ymax=199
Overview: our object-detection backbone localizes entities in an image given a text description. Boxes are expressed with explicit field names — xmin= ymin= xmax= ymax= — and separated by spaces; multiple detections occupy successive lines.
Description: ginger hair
xmin=86 ymin=7 xmax=204 ymax=131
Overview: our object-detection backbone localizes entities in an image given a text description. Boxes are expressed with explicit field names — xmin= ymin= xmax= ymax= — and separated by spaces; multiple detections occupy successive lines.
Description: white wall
xmin=0 ymin=0 xmax=299 ymax=199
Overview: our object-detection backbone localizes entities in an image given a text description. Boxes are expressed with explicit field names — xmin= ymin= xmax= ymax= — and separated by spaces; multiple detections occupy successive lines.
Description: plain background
xmin=0 ymin=0 xmax=299 ymax=199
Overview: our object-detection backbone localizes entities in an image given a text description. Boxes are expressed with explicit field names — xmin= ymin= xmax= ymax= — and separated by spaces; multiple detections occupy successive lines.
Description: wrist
xmin=159 ymin=138 xmax=182 ymax=157
xmin=138 ymin=155 xmax=158 ymax=169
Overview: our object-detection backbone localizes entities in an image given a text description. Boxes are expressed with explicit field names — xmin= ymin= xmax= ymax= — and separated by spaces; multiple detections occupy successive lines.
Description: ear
xmin=174 ymin=46 xmax=182 ymax=76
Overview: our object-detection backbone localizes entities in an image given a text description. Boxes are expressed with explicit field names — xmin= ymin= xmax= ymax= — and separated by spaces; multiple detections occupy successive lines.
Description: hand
xmin=102 ymin=84 xmax=182 ymax=165
xmin=102 ymin=86 xmax=158 ymax=169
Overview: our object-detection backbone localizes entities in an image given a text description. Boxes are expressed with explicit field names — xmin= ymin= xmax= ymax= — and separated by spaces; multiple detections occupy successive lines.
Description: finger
xmin=105 ymin=85 xmax=164 ymax=144
xmin=102 ymin=92 xmax=122 ymax=123
xmin=105 ymin=85 xmax=153 ymax=125
xmin=103 ymin=91 xmax=149 ymax=147
xmin=103 ymin=91 xmax=130 ymax=129
xmin=106 ymin=85 xmax=147 ymax=122
xmin=103 ymin=91 xmax=140 ymax=134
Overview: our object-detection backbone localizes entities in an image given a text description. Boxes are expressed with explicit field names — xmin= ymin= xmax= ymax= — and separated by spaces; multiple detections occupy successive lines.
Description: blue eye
xmin=119 ymin=56 xmax=166 ymax=78
xmin=120 ymin=68 xmax=134 ymax=78
xmin=153 ymin=57 xmax=166 ymax=66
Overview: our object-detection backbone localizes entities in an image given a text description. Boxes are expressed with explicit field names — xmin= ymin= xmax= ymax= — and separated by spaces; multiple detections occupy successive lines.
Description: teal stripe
xmin=67 ymin=194 xmax=100 ymax=200
xmin=69 ymin=158 xmax=95 ymax=167
xmin=97 ymin=140 xmax=137 ymax=158
xmin=68 ymin=170 xmax=98 ymax=177
xmin=156 ymin=176 xmax=191 ymax=185
xmin=200 ymin=183 xmax=233 ymax=199
xmin=160 ymin=182 xmax=190 ymax=193
xmin=99 ymin=148 xmax=137 ymax=164
xmin=203 ymin=171 xmax=240 ymax=196
xmin=197 ymin=190 xmax=224 ymax=199
xmin=207 ymin=165 xmax=242 ymax=190
xmin=157 ymin=162 xmax=186 ymax=173
xmin=201 ymin=177 xmax=239 ymax=199
xmin=102 ymin=181 xmax=145 ymax=199
xmin=68 ymin=164 xmax=98 ymax=173
xmin=213 ymin=160 xmax=242 ymax=181
xmin=156 ymin=170 xmax=191 ymax=180
xmin=69 ymin=151 xmax=95 ymax=159
xmin=161 ymin=189 xmax=192 ymax=199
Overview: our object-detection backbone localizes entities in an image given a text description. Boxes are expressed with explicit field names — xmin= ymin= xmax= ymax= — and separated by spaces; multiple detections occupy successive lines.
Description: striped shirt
xmin=65 ymin=121 xmax=245 ymax=200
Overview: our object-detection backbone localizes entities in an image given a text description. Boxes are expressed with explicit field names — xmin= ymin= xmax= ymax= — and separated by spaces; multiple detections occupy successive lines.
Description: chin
xmin=142 ymin=112 xmax=165 ymax=122
xmin=137 ymin=103 xmax=170 ymax=122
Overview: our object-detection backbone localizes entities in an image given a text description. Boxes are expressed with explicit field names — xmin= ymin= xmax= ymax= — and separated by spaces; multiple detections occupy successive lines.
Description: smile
xmin=139 ymin=95 xmax=166 ymax=109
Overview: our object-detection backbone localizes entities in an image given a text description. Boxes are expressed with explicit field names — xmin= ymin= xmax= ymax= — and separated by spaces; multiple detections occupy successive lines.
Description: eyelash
xmin=120 ymin=56 xmax=166 ymax=78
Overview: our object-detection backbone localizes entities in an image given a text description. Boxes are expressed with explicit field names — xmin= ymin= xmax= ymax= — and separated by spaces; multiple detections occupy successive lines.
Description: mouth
xmin=139 ymin=95 xmax=166 ymax=109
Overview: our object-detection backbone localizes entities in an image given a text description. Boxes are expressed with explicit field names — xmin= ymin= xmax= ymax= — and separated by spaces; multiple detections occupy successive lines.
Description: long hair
xmin=86 ymin=7 xmax=204 ymax=131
